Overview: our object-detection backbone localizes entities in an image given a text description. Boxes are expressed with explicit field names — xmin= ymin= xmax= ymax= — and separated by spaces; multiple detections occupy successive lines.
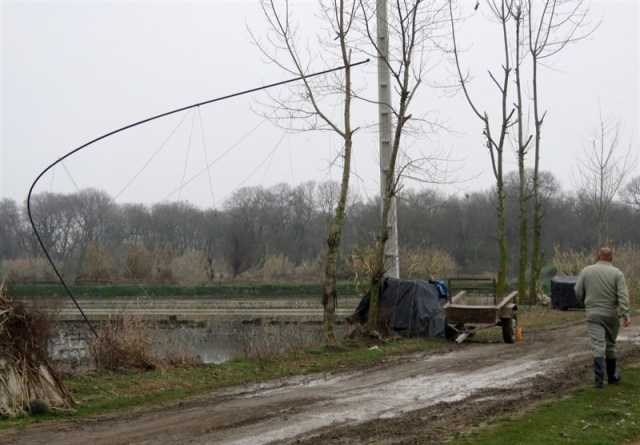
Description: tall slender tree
xmin=526 ymin=0 xmax=593 ymax=303
xmin=254 ymin=0 xmax=360 ymax=346
xmin=449 ymin=0 xmax=516 ymax=298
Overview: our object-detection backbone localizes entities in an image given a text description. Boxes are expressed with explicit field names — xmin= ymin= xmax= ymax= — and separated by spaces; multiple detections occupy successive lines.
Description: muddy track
xmin=2 ymin=321 xmax=639 ymax=445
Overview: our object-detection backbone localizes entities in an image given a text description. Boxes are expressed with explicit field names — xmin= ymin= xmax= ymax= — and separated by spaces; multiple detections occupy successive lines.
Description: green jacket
xmin=574 ymin=261 xmax=631 ymax=321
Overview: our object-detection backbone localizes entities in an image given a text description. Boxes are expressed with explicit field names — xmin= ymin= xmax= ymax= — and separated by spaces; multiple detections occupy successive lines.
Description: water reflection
xmin=49 ymin=319 xmax=347 ymax=369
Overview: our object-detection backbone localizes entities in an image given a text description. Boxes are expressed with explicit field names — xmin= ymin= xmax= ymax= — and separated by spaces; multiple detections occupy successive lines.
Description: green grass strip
xmin=453 ymin=366 xmax=640 ymax=445
xmin=12 ymin=282 xmax=359 ymax=299
xmin=0 ymin=338 xmax=444 ymax=431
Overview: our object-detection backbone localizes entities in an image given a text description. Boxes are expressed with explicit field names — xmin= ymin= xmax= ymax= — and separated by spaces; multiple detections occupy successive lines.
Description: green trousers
xmin=587 ymin=314 xmax=620 ymax=359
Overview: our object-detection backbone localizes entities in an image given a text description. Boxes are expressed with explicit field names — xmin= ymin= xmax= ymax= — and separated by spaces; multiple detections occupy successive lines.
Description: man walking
xmin=575 ymin=247 xmax=632 ymax=388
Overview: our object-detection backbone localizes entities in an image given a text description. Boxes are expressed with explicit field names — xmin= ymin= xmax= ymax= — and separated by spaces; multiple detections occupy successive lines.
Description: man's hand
xmin=623 ymin=317 xmax=631 ymax=328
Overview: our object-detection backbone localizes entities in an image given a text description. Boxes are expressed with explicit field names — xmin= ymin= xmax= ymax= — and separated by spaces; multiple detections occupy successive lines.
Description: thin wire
xmin=162 ymin=119 xmax=267 ymax=201
xmin=237 ymin=133 xmax=287 ymax=189
xmin=49 ymin=167 xmax=56 ymax=193
xmin=114 ymin=110 xmax=193 ymax=200
xmin=178 ymin=110 xmax=197 ymax=202
xmin=26 ymin=59 xmax=369 ymax=337
xmin=62 ymin=162 xmax=80 ymax=192
xmin=197 ymin=107 xmax=216 ymax=208
xmin=288 ymin=137 xmax=296 ymax=185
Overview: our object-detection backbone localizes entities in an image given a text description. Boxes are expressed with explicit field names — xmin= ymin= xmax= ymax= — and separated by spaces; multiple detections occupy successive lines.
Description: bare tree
xmin=359 ymin=0 xmax=449 ymax=332
xmin=526 ymin=0 xmax=593 ymax=303
xmin=576 ymin=114 xmax=636 ymax=244
xmin=254 ymin=0 xmax=359 ymax=346
xmin=511 ymin=1 xmax=533 ymax=304
xmin=622 ymin=176 xmax=640 ymax=211
xmin=449 ymin=0 xmax=516 ymax=298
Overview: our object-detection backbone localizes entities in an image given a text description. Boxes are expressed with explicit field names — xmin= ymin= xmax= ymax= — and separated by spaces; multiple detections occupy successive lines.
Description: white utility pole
xmin=376 ymin=0 xmax=399 ymax=278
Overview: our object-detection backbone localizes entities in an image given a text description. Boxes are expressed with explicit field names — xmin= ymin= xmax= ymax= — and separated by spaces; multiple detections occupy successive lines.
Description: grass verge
xmin=0 ymin=337 xmax=445 ymax=431
xmin=11 ymin=282 xmax=359 ymax=299
xmin=453 ymin=363 xmax=640 ymax=445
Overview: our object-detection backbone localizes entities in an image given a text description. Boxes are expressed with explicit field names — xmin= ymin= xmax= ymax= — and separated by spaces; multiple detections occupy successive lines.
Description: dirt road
xmin=3 ymin=322 xmax=639 ymax=445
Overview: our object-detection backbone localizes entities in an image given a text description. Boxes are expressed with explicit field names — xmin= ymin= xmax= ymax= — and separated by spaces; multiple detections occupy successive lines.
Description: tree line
xmin=2 ymin=172 xmax=638 ymax=284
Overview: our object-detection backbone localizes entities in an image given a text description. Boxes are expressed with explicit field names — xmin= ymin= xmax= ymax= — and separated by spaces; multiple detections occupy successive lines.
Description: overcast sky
xmin=1 ymin=0 xmax=638 ymax=208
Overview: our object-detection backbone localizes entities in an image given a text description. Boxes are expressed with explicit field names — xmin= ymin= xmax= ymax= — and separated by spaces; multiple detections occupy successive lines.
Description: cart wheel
xmin=501 ymin=315 xmax=517 ymax=344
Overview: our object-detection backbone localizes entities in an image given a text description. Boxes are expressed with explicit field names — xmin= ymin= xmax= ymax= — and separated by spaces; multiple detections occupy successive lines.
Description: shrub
xmin=90 ymin=314 xmax=156 ymax=371
xmin=294 ymin=256 xmax=323 ymax=279
xmin=345 ymin=245 xmax=377 ymax=293
xmin=79 ymin=242 xmax=115 ymax=282
xmin=169 ymin=250 xmax=210 ymax=285
xmin=553 ymin=245 xmax=640 ymax=305
xmin=124 ymin=244 xmax=153 ymax=281
xmin=614 ymin=245 xmax=640 ymax=305
xmin=400 ymin=247 xmax=458 ymax=280
xmin=1 ymin=257 xmax=57 ymax=283
xmin=151 ymin=247 xmax=175 ymax=283
xmin=552 ymin=246 xmax=593 ymax=276
xmin=261 ymin=254 xmax=296 ymax=281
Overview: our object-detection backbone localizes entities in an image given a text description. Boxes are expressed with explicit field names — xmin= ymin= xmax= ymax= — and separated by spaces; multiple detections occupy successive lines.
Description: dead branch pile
xmin=0 ymin=283 xmax=74 ymax=417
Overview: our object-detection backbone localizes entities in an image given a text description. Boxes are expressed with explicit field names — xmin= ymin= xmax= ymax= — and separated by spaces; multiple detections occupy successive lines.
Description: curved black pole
xmin=27 ymin=59 xmax=370 ymax=337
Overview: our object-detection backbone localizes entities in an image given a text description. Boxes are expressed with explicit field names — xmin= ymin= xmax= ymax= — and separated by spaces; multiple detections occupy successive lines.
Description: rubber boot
xmin=606 ymin=358 xmax=621 ymax=384
xmin=594 ymin=357 xmax=605 ymax=389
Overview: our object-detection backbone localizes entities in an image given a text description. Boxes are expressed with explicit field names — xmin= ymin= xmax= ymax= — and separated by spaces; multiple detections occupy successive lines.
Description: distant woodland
xmin=2 ymin=172 xmax=639 ymax=284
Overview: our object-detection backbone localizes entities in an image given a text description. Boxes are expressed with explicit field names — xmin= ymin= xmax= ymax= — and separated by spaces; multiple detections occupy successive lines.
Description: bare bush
xmin=293 ymin=256 xmax=323 ymax=280
xmin=151 ymin=247 xmax=175 ymax=283
xmin=1 ymin=257 xmax=57 ymax=283
xmin=79 ymin=242 xmax=115 ymax=282
xmin=124 ymin=244 xmax=153 ymax=281
xmin=170 ymin=250 xmax=210 ymax=285
xmin=346 ymin=245 xmax=377 ymax=293
xmin=400 ymin=248 xmax=458 ymax=280
xmin=553 ymin=244 xmax=639 ymax=305
xmin=261 ymin=254 xmax=295 ymax=281
xmin=90 ymin=314 xmax=156 ymax=371
xmin=613 ymin=245 xmax=640 ymax=305
xmin=552 ymin=246 xmax=593 ymax=276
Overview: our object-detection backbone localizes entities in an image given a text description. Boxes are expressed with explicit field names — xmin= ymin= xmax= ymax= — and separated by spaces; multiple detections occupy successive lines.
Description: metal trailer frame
xmin=443 ymin=277 xmax=518 ymax=344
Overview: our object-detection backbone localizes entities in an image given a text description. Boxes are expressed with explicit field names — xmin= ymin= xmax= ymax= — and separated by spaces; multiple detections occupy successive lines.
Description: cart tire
xmin=501 ymin=316 xmax=517 ymax=344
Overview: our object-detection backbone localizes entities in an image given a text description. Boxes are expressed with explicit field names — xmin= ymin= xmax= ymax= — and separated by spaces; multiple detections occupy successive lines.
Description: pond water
xmin=49 ymin=319 xmax=347 ymax=370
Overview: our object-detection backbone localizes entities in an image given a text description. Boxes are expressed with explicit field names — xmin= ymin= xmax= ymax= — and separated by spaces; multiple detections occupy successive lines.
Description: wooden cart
xmin=443 ymin=277 xmax=518 ymax=344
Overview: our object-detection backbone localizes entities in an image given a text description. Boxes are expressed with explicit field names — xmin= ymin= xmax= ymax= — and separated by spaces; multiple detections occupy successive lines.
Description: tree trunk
xmin=514 ymin=12 xmax=528 ymax=305
xmin=528 ymin=52 xmax=542 ymax=304
xmin=322 ymin=17 xmax=353 ymax=346
xmin=496 ymin=175 xmax=508 ymax=299
xmin=322 ymin=133 xmax=352 ymax=346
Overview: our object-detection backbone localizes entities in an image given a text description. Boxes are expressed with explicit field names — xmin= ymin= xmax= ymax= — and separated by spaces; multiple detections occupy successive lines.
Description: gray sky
xmin=2 ymin=0 xmax=638 ymax=208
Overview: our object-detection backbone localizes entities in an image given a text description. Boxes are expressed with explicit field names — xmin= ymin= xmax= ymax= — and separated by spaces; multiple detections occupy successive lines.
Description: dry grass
xmin=400 ymin=247 xmax=459 ymax=280
xmin=552 ymin=245 xmax=593 ymax=276
xmin=90 ymin=313 xmax=203 ymax=371
xmin=90 ymin=314 xmax=157 ymax=372
xmin=615 ymin=245 xmax=640 ymax=305
xmin=553 ymin=244 xmax=640 ymax=305
xmin=169 ymin=250 xmax=210 ymax=285
xmin=0 ymin=257 xmax=57 ymax=283
xmin=239 ymin=323 xmax=328 ymax=361
xmin=79 ymin=242 xmax=115 ymax=282
xmin=0 ymin=282 xmax=73 ymax=417
xmin=124 ymin=244 xmax=153 ymax=281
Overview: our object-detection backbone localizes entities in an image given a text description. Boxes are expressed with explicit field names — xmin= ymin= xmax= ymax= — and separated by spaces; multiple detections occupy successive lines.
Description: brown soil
xmin=1 ymin=321 xmax=639 ymax=445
